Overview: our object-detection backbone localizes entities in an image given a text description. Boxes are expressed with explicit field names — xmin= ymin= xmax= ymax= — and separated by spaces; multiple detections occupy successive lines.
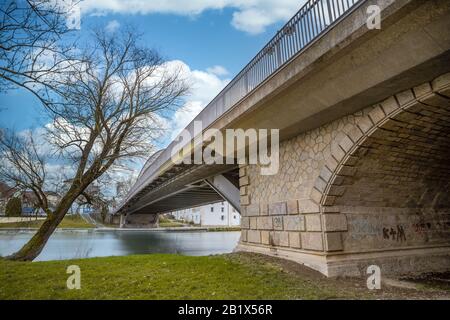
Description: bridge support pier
xmin=237 ymin=74 xmax=450 ymax=277
xmin=120 ymin=213 xmax=159 ymax=229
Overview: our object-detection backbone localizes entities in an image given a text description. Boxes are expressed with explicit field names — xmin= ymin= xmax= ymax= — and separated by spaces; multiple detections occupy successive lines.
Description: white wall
xmin=172 ymin=202 xmax=240 ymax=227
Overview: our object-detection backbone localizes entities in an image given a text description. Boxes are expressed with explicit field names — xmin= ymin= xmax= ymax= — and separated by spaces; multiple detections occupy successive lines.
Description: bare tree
xmin=0 ymin=0 xmax=79 ymax=104
xmin=0 ymin=30 xmax=188 ymax=261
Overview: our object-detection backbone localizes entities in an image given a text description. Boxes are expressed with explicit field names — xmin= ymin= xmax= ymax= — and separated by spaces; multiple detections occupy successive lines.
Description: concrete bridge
xmin=115 ymin=0 xmax=450 ymax=277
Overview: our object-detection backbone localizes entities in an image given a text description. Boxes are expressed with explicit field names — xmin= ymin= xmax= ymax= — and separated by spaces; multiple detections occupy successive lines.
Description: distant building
xmin=0 ymin=182 xmax=60 ymax=216
xmin=172 ymin=202 xmax=240 ymax=227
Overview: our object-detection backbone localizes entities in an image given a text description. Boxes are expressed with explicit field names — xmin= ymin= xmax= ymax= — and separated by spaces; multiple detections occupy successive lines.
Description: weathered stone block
xmin=368 ymin=105 xmax=386 ymax=125
xmin=269 ymin=202 xmax=287 ymax=215
xmin=413 ymin=83 xmax=432 ymax=98
xmin=241 ymin=217 xmax=250 ymax=229
xmin=324 ymin=232 xmax=343 ymax=251
xmin=250 ymin=217 xmax=257 ymax=229
xmin=298 ymin=200 xmax=320 ymax=214
xmin=327 ymin=185 xmax=346 ymax=196
xmin=273 ymin=216 xmax=284 ymax=231
xmin=257 ymin=216 xmax=273 ymax=230
xmin=240 ymin=186 xmax=248 ymax=196
xmin=246 ymin=204 xmax=259 ymax=216
xmin=310 ymin=188 xmax=323 ymax=204
xmin=306 ymin=214 xmax=322 ymax=231
xmin=357 ymin=116 xmax=373 ymax=133
xmin=339 ymin=135 xmax=354 ymax=152
xmin=322 ymin=214 xmax=347 ymax=232
xmin=339 ymin=166 xmax=356 ymax=177
xmin=241 ymin=195 xmax=250 ymax=206
xmin=247 ymin=230 xmax=261 ymax=244
xmin=346 ymin=126 xmax=364 ymax=143
xmin=432 ymin=72 xmax=450 ymax=92
xmin=272 ymin=231 xmax=289 ymax=247
xmin=301 ymin=232 xmax=323 ymax=251
xmin=396 ymin=89 xmax=415 ymax=106
xmin=331 ymin=142 xmax=345 ymax=162
xmin=380 ymin=96 xmax=399 ymax=115
xmin=259 ymin=203 xmax=269 ymax=216
xmin=283 ymin=215 xmax=305 ymax=231
xmin=289 ymin=232 xmax=301 ymax=248
xmin=314 ymin=177 xmax=327 ymax=193
xmin=241 ymin=230 xmax=248 ymax=242
xmin=239 ymin=166 xmax=247 ymax=177
xmin=287 ymin=199 xmax=299 ymax=214
xmin=261 ymin=231 xmax=270 ymax=245
xmin=239 ymin=176 xmax=249 ymax=186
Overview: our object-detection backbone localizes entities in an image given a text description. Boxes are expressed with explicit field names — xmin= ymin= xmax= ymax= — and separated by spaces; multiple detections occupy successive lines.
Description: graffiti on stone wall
xmin=382 ymin=225 xmax=406 ymax=242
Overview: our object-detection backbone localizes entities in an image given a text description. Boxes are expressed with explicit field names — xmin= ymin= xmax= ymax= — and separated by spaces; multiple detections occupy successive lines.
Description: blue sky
xmin=0 ymin=0 xmax=303 ymax=134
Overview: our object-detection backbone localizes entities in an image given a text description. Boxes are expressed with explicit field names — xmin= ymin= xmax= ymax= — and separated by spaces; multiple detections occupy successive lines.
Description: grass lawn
xmin=0 ymin=253 xmax=360 ymax=300
xmin=0 ymin=215 xmax=94 ymax=229
xmin=2 ymin=252 xmax=448 ymax=300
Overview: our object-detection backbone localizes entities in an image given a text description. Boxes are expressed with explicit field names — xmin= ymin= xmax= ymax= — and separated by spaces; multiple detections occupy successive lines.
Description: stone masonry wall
xmin=239 ymin=73 xmax=450 ymax=258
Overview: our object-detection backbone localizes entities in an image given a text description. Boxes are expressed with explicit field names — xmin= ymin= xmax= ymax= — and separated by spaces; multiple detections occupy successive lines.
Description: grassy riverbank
xmin=0 ymin=215 xmax=94 ymax=229
xmin=1 ymin=253 xmax=448 ymax=300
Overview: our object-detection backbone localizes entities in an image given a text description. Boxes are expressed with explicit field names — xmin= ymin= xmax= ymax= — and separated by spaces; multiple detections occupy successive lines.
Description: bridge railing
xmin=213 ymin=0 xmax=362 ymax=113
xmin=119 ymin=0 xmax=364 ymax=211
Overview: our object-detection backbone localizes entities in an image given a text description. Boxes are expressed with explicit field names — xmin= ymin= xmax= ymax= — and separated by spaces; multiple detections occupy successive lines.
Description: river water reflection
xmin=0 ymin=230 xmax=241 ymax=261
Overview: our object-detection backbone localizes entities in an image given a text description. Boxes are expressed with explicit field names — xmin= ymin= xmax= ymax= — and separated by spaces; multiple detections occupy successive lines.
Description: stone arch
xmin=312 ymin=73 xmax=450 ymax=256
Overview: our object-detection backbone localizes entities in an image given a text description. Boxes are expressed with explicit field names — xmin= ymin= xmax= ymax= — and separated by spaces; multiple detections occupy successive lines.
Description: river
xmin=0 ymin=230 xmax=241 ymax=261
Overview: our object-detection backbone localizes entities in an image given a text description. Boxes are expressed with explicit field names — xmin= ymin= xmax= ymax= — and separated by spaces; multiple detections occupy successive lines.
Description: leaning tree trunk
xmin=7 ymin=194 xmax=78 ymax=261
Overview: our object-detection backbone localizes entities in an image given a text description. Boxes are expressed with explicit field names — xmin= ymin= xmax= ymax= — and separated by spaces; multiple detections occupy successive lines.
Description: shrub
xmin=5 ymin=197 xmax=22 ymax=217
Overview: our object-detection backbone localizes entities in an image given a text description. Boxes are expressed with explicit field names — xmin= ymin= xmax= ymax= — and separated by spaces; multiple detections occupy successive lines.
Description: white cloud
xmin=160 ymin=60 xmax=230 ymax=140
xmin=206 ymin=65 xmax=229 ymax=77
xmin=105 ymin=20 xmax=120 ymax=33
xmin=81 ymin=0 xmax=306 ymax=35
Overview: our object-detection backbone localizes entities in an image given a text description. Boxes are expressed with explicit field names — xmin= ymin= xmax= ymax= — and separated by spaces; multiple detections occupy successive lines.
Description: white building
xmin=172 ymin=202 xmax=240 ymax=227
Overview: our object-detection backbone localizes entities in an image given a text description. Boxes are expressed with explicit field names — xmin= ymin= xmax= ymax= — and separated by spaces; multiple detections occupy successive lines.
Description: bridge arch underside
xmin=237 ymin=73 xmax=450 ymax=277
